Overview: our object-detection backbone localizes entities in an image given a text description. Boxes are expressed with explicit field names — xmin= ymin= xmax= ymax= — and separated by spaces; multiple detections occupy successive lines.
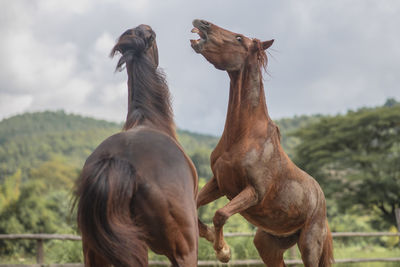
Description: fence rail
xmin=223 ymin=231 xmax=400 ymax=237
xmin=1 ymin=232 xmax=400 ymax=266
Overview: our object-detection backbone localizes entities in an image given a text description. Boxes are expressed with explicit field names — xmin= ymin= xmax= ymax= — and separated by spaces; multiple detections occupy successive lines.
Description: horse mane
xmin=251 ymin=38 xmax=281 ymax=142
xmin=253 ymin=38 xmax=268 ymax=73
xmin=110 ymin=29 xmax=175 ymax=136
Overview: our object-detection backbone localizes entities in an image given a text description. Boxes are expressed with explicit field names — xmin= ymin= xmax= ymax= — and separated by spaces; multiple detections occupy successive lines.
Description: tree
xmin=0 ymin=170 xmax=21 ymax=213
xmin=190 ymin=148 xmax=213 ymax=179
xmin=0 ymin=158 xmax=79 ymax=255
xmin=384 ymin=98 xmax=399 ymax=107
xmin=293 ymin=105 xmax=400 ymax=227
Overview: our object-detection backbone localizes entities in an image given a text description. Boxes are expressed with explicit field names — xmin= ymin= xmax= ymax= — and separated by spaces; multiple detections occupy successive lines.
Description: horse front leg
xmin=197 ymin=177 xmax=223 ymax=242
xmin=212 ymin=186 xmax=258 ymax=263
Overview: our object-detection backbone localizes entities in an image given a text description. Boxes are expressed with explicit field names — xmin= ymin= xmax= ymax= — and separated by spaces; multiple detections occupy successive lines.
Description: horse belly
xmin=241 ymin=203 xmax=306 ymax=236
xmin=241 ymin=179 xmax=313 ymax=236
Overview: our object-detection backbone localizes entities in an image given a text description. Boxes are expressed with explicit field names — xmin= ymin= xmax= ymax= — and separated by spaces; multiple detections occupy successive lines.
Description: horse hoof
xmin=216 ymin=244 xmax=231 ymax=263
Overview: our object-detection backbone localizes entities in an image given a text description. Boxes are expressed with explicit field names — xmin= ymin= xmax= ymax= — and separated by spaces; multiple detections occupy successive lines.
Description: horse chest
xmin=212 ymin=138 xmax=278 ymax=198
xmin=212 ymin=154 xmax=247 ymax=199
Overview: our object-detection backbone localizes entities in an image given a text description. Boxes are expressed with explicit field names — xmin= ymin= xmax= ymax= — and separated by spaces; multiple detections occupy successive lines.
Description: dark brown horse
xmin=74 ymin=25 xmax=198 ymax=267
xmin=191 ymin=20 xmax=334 ymax=267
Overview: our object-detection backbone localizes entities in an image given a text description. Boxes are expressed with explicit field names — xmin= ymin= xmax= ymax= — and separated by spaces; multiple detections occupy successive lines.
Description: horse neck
xmin=124 ymin=62 xmax=177 ymax=139
xmin=220 ymin=60 xmax=272 ymax=145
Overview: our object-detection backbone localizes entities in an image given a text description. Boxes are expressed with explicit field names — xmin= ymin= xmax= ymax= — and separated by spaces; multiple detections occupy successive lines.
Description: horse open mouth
xmin=190 ymin=20 xmax=209 ymax=53
xmin=190 ymin=28 xmax=207 ymax=53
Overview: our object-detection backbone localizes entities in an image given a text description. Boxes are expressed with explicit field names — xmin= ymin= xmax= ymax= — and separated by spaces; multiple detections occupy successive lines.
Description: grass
xmin=1 ymin=239 xmax=399 ymax=266
xmin=281 ymin=242 xmax=400 ymax=267
xmin=331 ymin=243 xmax=400 ymax=267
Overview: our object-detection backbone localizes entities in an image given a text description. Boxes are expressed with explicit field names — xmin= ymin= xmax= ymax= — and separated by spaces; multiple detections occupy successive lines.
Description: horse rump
xmin=74 ymin=157 xmax=147 ymax=267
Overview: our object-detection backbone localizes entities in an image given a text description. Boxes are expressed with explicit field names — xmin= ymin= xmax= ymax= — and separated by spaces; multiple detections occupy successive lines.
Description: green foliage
xmin=333 ymin=244 xmax=400 ymax=267
xmin=178 ymin=129 xmax=218 ymax=154
xmin=0 ymin=159 xmax=79 ymax=255
xmin=293 ymin=105 xmax=400 ymax=227
xmin=45 ymin=240 xmax=83 ymax=263
xmin=383 ymin=98 xmax=400 ymax=107
xmin=0 ymin=111 xmax=121 ymax=182
xmin=0 ymin=111 xmax=218 ymax=183
xmin=191 ymin=149 xmax=213 ymax=179
xmin=1 ymin=100 xmax=399 ymax=263
xmin=0 ymin=170 xmax=21 ymax=213
xmin=275 ymin=114 xmax=323 ymax=158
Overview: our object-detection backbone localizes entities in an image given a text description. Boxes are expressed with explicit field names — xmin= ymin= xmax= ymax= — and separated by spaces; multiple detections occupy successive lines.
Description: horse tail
xmin=319 ymin=221 xmax=334 ymax=267
xmin=75 ymin=157 xmax=147 ymax=267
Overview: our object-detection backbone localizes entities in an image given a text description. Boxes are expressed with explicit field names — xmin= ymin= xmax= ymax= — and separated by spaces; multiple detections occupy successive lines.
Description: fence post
xmin=396 ymin=208 xmax=400 ymax=248
xmin=395 ymin=208 xmax=400 ymax=232
xmin=288 ymin=245 xmax=297 ymax=266
xmin=36 ymin=239 xmax=44 ymax=264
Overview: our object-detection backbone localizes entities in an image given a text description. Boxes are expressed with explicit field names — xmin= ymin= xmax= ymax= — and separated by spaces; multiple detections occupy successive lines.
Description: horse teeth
xmin=191 ymin=28 xmax=200 ymax=34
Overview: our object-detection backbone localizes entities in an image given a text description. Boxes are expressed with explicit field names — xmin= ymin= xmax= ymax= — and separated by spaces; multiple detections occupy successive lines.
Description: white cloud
xmin=109 ymin=0 xmax=149 ymax=11
xmin=94 ymin=33 xmax=115 ymax=55
xmin=5 ymin=31 xmax=78 ymax=92
xmin=0 ymin=93 xmax=33 ymax=120
xmin=1 ymin=0 xmax=400 ymax=134
xmin=37 ymin=0 xmax=93 ymax=15
xmin=35 ymin=78 xmax=93 ymax=108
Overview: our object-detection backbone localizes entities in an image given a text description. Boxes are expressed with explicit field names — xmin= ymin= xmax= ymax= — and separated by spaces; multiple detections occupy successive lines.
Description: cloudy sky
xmin=1 ymin=0 xmax=399 ymax=135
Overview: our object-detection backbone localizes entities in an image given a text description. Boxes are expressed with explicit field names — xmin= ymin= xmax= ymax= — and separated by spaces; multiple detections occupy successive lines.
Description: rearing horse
xmin=191 ymin=20 xmax=334 ymax=267
xmin=74 ymin=25 xmax=198 ymax=267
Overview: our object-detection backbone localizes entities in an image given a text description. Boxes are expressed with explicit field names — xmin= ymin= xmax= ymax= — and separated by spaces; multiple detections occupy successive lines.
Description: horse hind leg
xmin=298 ymin=217 xmax=332 ymax=267
xmin=168 ymin=252 xmax=198 ymax=267
xmin=83 ymin=242 xmax=111 ymax=267
xmin=165 ymin=235 xmax=198 ymax=267
xmin=253 ymin=228 xmax=299 ymax=267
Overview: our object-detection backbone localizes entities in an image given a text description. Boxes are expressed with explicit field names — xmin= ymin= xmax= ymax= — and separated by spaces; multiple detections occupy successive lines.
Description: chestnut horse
xmin=74 ymin=25 xmax=198 ymax=267
xmin=191 ymin=20 xmax=334 ymax=267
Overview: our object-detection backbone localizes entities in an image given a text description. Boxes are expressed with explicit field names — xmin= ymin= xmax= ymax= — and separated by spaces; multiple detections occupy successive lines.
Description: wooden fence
xmin=1 ymin=232 xmax=400 ymax=266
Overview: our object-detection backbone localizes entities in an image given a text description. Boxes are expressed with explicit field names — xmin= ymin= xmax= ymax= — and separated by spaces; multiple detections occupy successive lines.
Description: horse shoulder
xmin=239 ymin=137 xmax=280 ymax=197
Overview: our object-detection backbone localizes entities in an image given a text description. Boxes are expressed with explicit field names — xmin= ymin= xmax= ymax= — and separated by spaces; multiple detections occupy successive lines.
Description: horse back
xmin=85 ymin=127 xmax=196 ymax=192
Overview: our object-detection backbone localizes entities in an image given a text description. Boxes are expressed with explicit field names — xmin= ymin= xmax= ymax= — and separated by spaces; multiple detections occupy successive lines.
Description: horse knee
xmin=213 ymin=209 xmax=228 ymax=228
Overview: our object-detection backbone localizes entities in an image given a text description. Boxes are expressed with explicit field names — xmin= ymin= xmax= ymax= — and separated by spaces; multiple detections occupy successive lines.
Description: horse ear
xmin=262 ymin=39 xmax=274 ymax=50
xmin=147 ymin=30 xmax=156 ymax=45
xmin=136 ymin=24 xmax=156 ymax=47
xmin=151 ymin=41 xmax=159 ymax=67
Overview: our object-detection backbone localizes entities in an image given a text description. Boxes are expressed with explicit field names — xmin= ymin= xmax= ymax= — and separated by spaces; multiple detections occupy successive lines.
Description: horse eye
xmin=236 ymin=36 xmax=242 ymax=42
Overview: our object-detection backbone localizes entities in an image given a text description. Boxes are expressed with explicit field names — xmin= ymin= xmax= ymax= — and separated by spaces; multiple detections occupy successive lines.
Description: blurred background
xmin=0 ymin=0 xmax=399 ymax=266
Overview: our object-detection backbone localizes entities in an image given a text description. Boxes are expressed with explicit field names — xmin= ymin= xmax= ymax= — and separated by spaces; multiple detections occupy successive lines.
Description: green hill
xmin=0 ymin=111 xmax=118 ymax=181
xmin=0 ymin=110 xmax=323 ymax=183
xmin=0 ymin=111 xmax=218 ymax=183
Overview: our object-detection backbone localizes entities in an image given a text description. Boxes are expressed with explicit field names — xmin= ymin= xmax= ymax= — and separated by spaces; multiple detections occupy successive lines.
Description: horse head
xmin=111 ymin=24 xmax=159 ymax=71
xmin=190 ymin=19 xmax=273 ymax=72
